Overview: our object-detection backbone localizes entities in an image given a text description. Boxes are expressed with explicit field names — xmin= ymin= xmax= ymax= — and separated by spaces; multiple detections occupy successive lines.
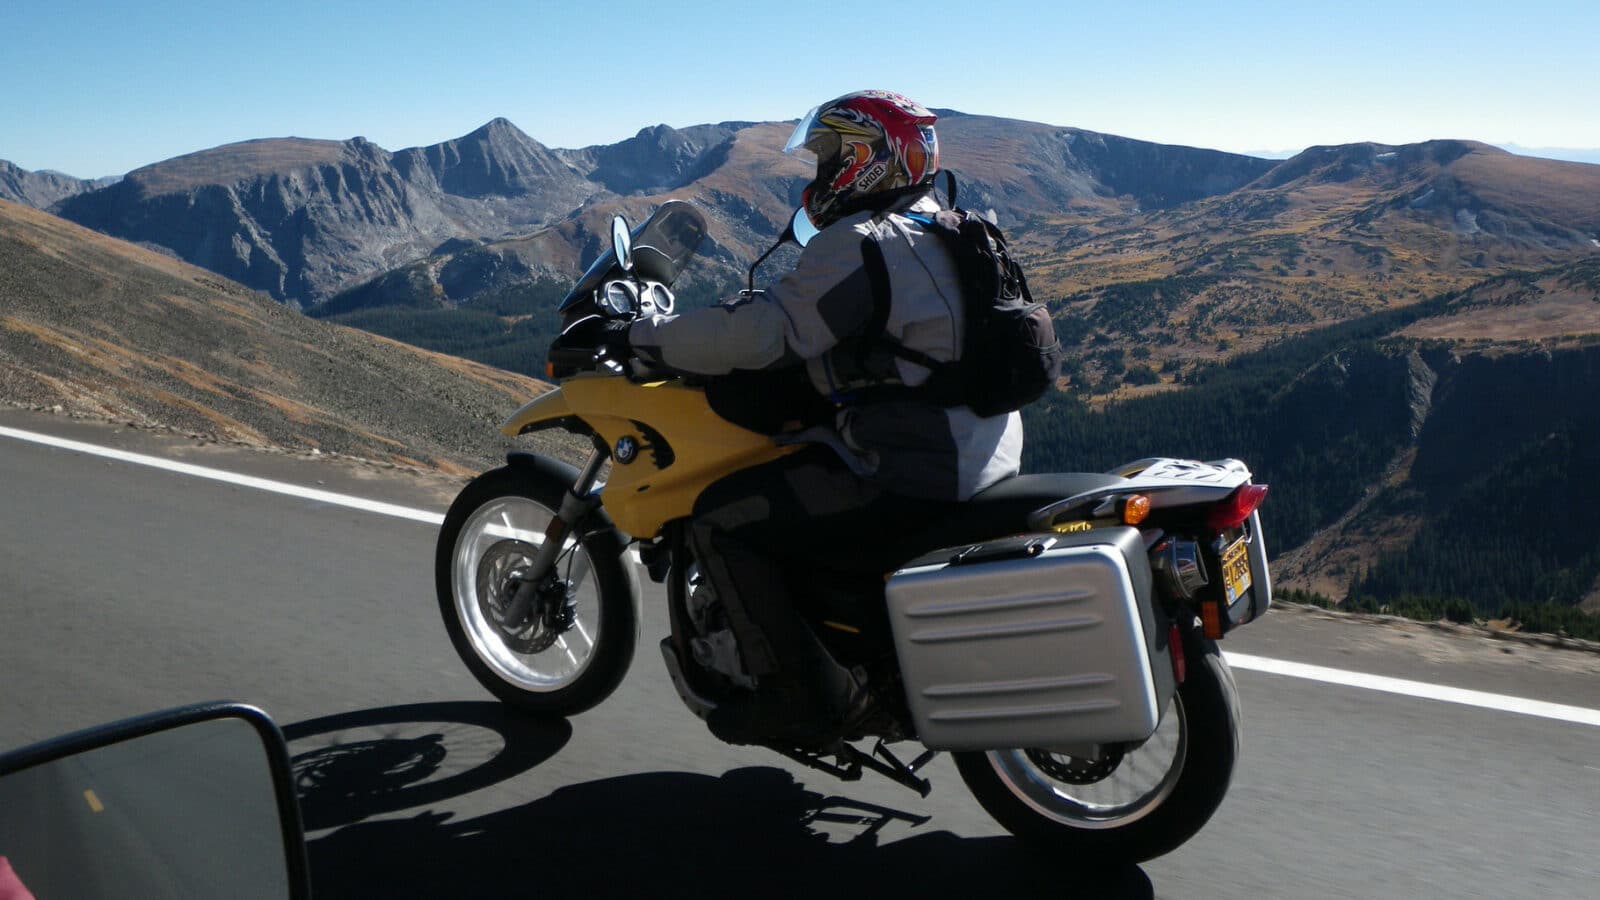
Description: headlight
xmin=601 ymin=280 xmax=637 ymax=316
xmin=646 ymin=282 xmax=675 ymax=315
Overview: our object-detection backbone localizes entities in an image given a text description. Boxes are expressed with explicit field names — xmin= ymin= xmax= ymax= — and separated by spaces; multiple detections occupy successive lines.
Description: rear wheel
xmin=953 ymin=634 xmax=1240 ymax=863
xmin=435 ymin=462 xmax=638 ymax=716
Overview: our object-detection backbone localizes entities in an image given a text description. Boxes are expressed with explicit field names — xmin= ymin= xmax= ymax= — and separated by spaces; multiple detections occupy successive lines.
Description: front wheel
xmin=435 ymin=461 xmax=639 ymax=716
xmin=953 ymin=633 xmax=1240 ymax=863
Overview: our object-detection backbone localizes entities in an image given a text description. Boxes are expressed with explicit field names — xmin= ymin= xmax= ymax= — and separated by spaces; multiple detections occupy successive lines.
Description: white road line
xmin=6 ymin=424 xmax=1597 ymax=727
xmin=1225 ymin=652 xmax=1600 ymax=728
xmin=0 ymin=424 xmax=647 ymax=562
xmin=0 ymin=424 xmax=445 ymax=525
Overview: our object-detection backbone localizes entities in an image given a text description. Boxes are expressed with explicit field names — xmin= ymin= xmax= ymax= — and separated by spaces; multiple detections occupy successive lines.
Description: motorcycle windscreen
xmin=559 ymin=201 xmax=709 ymax=311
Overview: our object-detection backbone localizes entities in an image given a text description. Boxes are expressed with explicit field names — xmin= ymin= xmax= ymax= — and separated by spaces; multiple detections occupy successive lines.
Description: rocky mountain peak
xmin=0 ymin=159 xmax=101 ymax=209
xmin=456 ymin=117 xmax=540 ymax=151
xmin=472 ymin=116 xmax=523 ymax=137
xmin=402 ymin=118 xmax=572 ymax=199
xmin=587 ymin=122 xmax=740 ymax=194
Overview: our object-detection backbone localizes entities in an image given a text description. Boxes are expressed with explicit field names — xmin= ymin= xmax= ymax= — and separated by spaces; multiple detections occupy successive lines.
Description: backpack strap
xmin=848 ymin=234 xmax=962 ymax=409
xmin=860 ymin=237 xmax=892 ymax=364
xmin=859 ymin=237 xmax=947 ymax=373
xmin=857 ymin=237 xmax=897 ymax=386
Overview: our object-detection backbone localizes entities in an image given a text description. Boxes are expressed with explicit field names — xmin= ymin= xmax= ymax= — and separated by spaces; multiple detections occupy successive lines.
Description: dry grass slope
xmin=0 ymin=199 xmax=575 ymax=472
xmin=1021 ymin=142 xmax=1600 ymax=383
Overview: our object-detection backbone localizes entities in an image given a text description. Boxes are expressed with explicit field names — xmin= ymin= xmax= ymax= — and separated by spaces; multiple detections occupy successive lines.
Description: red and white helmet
xmin=784 ymin=90 xmax=940 ymax=229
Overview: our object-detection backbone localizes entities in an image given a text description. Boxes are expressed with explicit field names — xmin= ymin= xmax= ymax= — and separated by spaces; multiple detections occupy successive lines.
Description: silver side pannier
xmin=885 ymin=527 xmax=1177 ymax=751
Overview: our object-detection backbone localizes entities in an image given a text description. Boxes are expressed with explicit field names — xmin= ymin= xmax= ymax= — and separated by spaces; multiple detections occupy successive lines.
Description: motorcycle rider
xmin=562 ymin=90 xmax=1023 ymax=748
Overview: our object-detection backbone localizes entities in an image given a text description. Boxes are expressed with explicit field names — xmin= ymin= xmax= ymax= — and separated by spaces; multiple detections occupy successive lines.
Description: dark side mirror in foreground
xmin=0 ymin=702 xmax=311 ymax=900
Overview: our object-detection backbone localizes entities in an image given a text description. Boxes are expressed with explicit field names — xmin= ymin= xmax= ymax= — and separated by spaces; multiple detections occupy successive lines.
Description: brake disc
xmin=476 ymin=541 xmax=566 ymax=654
xmin=1025 ymin=746 xmax=1127 ymax=785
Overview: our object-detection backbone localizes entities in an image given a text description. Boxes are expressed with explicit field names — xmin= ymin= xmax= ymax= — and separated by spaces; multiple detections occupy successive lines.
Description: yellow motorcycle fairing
xmin=500 ymin=376 xmax=799 ymax=539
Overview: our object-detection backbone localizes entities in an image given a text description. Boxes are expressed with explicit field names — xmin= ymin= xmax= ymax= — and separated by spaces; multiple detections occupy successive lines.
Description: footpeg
xmin=772 ymin=741 xmax=938 ymax=797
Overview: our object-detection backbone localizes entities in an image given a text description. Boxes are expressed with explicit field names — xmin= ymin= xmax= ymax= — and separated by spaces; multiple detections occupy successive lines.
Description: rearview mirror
xmin=611 ymin=214 xmax=634 ymax=272
xmin=0 ymin=702 xmax=311 ymax=900
xmin=791 ymin=207 xmax=820 ymax=248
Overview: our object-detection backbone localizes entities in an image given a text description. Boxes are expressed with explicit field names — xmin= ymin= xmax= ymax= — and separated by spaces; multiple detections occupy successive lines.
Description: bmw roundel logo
xmin=615 ymin=436 xmax=638 ymax=464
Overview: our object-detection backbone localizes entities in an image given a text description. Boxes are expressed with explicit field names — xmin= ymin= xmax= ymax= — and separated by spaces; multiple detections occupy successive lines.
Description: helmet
xmin=784 ymin=90 xmax=939 ymax=230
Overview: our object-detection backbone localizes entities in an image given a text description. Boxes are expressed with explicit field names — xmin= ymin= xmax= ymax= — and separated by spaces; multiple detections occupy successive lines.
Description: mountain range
xmin=0 ymin=159 xmax=114 ymax=209
xmin=3 ymin=112 xmax=1600 ymax=634
xmin=7 ymin=114 xmax=1595 ymax=359
xmin=6 ymin=114 xmax=1289 ymax=306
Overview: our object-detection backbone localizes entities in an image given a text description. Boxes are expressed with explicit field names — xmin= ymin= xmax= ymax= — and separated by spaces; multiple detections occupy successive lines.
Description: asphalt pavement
xmin=1 ymin=408 xmax=1596 ymax=898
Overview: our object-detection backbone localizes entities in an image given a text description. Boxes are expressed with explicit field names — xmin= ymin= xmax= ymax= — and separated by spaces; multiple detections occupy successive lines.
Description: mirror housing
xmin=0 ymin=702 xmax=312 ymax=900
xmin=746 ymin=207 xmax=822 ymax=295
xmin=611 ymin=214 xmax=634 ymax=273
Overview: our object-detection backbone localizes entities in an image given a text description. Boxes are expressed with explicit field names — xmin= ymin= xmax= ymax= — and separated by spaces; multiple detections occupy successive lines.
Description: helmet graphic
xmin=784 ymin=90 xmax=939 ymax=229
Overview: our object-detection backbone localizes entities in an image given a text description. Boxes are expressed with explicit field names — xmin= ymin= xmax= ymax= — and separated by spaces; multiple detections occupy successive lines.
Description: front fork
xmin=499 ymin=445 xmax=610 ymax=628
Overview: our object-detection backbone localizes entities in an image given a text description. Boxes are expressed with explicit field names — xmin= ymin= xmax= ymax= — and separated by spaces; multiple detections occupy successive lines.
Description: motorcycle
xmin=434 ymin=200 xmax=1273 ymax=862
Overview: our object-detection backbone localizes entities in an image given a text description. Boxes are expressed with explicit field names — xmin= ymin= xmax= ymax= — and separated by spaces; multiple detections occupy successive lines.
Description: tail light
xmin=1205 ymin=483 xmax=1268 ymax=532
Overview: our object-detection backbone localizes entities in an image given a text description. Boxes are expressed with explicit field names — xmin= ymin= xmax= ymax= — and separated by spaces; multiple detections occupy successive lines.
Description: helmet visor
xmin=783 ymin=105 xmax=821 ymax=155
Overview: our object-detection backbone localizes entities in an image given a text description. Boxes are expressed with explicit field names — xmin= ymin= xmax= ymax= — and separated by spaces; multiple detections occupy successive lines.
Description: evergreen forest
xmin=1024 ymin=294 xmax=1600 ymax=640
xmin=319 ymin=277 xmax=1600 ymax=640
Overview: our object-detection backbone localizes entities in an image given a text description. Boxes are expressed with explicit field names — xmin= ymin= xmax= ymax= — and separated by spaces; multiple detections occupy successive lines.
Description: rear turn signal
xmin=1120 ymin=494 xmax=1151 ymax=526
xmin=1206 ymin=483 xmax=1268 ymax=532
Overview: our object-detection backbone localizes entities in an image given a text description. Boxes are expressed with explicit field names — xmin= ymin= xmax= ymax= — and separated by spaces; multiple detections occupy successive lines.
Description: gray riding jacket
xmin=628 ymin=192 xmax=1023 ymax=501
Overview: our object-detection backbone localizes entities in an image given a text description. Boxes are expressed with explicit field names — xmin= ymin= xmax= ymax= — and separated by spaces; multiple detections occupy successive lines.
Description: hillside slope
xmin=1034 ymin=141 xmax=1600 ymax=386
xmin=1021 ymin=261 xmax=1600 ymax=636
xmin=0 ymin=199 xmax=566 ymax=472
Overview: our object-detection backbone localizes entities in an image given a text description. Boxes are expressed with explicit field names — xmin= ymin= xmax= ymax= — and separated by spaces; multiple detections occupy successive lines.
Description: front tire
xmin=435 ymin=461 xmax=639 ymax=716
xmin=953 ymin=633 xmax=1240 ymax=863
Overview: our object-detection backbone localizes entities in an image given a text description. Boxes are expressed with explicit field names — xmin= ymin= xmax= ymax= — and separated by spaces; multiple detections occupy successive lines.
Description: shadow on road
xmin=282 ymin=701 xmax=572 ymax=831
xmin=289 ymin=714 xmax=1154 ymax=899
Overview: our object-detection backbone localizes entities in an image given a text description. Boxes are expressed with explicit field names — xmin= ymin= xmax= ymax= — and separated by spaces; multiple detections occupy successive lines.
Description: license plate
xmin=1221 ymin=537 xmax=1252 ymax=604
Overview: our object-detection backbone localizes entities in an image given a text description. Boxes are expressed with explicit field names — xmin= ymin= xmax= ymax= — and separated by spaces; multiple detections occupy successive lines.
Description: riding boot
xmin=707 ymin=628 xmax=866 ymax=750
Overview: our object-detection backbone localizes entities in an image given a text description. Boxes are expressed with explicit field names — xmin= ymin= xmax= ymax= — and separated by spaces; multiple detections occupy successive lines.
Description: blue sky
xmin=5 ymin=0 xmax=1598 ymax=178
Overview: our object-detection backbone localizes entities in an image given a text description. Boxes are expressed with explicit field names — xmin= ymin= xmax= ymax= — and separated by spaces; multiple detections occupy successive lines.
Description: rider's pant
xmin=689 ymin=445 xmax=956 ymax=680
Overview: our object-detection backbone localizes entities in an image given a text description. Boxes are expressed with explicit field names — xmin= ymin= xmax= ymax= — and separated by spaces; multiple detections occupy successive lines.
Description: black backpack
xmin=860 ymin=180 xmax=1062 ymax=417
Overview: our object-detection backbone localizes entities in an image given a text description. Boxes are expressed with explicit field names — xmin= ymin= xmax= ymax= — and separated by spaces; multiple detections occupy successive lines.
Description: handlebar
xmin=547 ymin=347 xmax=601 ymax=370
xmin=546 ymin=344 xmax=669 ymax=384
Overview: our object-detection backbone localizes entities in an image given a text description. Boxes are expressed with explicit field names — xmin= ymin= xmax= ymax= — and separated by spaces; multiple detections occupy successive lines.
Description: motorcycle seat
xmin=902 ymin=472 xmax=1129 ymax=554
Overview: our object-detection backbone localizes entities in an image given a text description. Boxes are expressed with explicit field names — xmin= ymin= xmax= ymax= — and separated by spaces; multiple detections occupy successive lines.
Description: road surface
xmin=2 ymin=409 xmax=1596 ymax=898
